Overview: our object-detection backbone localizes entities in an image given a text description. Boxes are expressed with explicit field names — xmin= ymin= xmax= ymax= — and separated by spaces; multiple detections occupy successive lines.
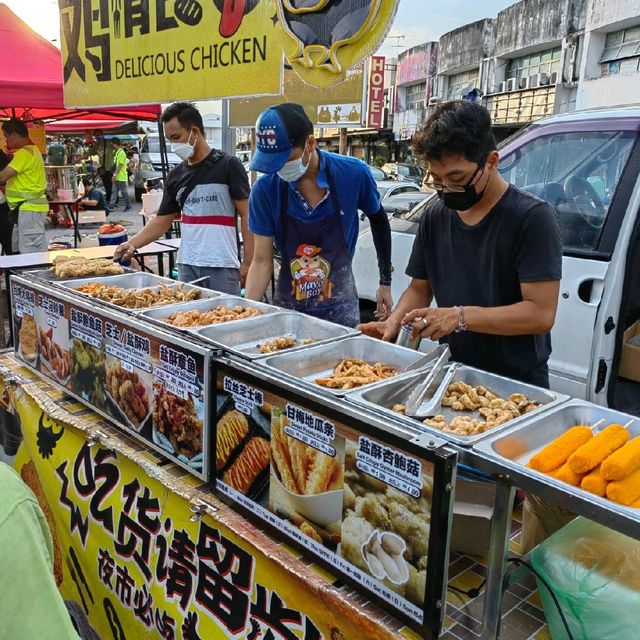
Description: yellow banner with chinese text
xmin=59 ymin=1 xmax=400 ymax=107
xmin=59 ymin=0 xmax=284 ymax=107
xmin=8 ymin=377 xmax=416 ymax=640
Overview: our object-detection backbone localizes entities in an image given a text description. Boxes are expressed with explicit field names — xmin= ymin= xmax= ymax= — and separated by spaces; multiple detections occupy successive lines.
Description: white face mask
xmin=277 ymin=145 xmax=310 ymax=182
xmin=171 ymin=130 xmax=195 ymax=161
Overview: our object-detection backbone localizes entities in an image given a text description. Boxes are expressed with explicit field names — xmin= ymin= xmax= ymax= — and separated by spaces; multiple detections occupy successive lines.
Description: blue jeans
xmin=109 ymin=181 xmax=129 ymax=208
xmin=178 ymin=264 xmax=240 ymax=296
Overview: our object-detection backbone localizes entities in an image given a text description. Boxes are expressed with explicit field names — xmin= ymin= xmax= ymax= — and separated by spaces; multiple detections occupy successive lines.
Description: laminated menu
xmin=214 ymin=360 xmax=455 ymax=636
xmin=12 ymin=274 xmax=212 ymax=480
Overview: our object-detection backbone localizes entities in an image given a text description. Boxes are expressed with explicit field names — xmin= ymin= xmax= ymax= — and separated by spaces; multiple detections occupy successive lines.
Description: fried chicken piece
xmin=258 ymin=336 xmax=297 ymax=354
xmin=315 ymin=358 xmax=399 ymax=389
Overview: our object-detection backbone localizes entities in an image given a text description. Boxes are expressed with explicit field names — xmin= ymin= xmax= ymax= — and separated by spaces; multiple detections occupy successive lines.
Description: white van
xmin=133 ymin=133 xmax=182 ymax=202
xmin=353 ymin=107 xmax=640 ymax=414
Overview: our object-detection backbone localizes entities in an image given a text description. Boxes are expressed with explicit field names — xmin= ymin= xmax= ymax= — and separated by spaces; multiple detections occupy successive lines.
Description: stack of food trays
xmin=346 ymin=365 xmax=566 ymax=445
xmin=195 ymin=310 xmax=358 ymax=359
xmin=475 ymin=400 xmax=640 ymax=517
xmin=56 ymin=273 xmax=220 ymax=312
xmin=258 ymin=336 xmax=441 ymax=396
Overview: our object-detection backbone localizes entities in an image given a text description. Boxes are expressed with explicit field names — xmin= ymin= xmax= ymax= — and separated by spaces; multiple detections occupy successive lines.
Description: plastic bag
xmin=530 ymin=516 xmax=640 ymax=640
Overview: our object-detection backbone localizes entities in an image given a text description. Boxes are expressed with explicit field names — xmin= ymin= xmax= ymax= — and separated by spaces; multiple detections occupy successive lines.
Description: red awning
xmin=45 ymin=119 xmax=138 ymax=133
xmin=0 ymin=3 xmax=160 ymax=121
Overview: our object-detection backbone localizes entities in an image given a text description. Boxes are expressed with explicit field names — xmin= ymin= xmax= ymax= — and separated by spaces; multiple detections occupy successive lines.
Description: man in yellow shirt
xmin=108 ymin=138 xmax=132 ymax=212
xmin=0 ymin=119 xmax=48 ymax=253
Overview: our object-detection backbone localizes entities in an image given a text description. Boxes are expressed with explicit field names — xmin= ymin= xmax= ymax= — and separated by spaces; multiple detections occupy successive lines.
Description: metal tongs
xmin=405 ymin=345 xmax=457 ymax=417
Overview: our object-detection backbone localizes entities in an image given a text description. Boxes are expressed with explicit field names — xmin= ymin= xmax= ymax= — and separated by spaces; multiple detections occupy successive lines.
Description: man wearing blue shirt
xmin=245 ymin=103 xmax=393 ymax=327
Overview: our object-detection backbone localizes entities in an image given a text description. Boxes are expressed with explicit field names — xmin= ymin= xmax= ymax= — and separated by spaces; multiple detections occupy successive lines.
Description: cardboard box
xmin=450 ymin=477 xmax=496 ymax=557
xmin=619 ymin=320 xmax=640 ymax=383
xmin=78 ymin=208 xmax=107 ymax=226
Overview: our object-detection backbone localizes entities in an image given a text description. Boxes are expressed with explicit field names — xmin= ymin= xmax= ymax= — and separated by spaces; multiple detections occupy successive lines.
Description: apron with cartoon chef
xmin=274 ymin=157 xmax=360 ymax=327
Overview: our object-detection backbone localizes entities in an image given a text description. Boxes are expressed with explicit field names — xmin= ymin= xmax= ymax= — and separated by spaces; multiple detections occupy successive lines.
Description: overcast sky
xmin=6 ymin=0 xmax=518 ymax=53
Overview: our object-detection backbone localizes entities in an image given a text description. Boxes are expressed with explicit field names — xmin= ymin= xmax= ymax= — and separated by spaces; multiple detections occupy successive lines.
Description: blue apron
xmin=274 ymin=156 xmax=360 ymax=327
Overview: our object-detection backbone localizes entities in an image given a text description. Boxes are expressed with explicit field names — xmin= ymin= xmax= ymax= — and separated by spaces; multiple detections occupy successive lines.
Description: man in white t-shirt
xmin=114 ymin=103 xmax=252 ymax=294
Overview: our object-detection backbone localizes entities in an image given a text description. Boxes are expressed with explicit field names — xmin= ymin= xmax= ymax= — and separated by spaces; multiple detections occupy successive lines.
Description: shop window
xmin=506 ymin=46 xmax=562 ymax=80
xmin=405 ymin=82 xmax=426 ymax=110
xmin=600 ymin=25 xmax=640 ymax=75
xmin=446 ymin=69 xmax=479 ymax=100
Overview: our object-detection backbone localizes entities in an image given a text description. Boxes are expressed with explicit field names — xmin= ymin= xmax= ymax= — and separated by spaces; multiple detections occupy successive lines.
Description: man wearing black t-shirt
xmin=359 ymin=101 xmax=563 ymax=387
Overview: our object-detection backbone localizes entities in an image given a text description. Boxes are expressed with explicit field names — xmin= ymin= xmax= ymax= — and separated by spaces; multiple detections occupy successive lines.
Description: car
xmin=368 ymin=165 xmax=388 ymax=181
xmin=382 ymin=191 xmax=432 ymax=216
xmin=358 ymin=181 xmax=425 ymax=231
xmin=381 ymin=162 xmax=425 ymax=185
xmin=133 ymin=133 xmax=182 ymax=202
xmin=376 ymin=180 xmax=423 ymax=202
xmin=354 ymin=106 xmax=640 ymax=413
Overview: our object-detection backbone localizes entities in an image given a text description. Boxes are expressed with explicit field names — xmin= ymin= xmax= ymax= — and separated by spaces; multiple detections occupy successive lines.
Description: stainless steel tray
xmin=474 ymin=399 xmax=640 ymax=518
xmin=57 ymin=272 xmax=176 ymax=290
xmin=259 ymin=335 xmax=435 ymax=396
xmin=59 ymin=274 xmax=218 ymax=312
xmin=195 ymin=310 xmax=358 ymax=359
xmin=346 ymin=365 xmax=567 ymax=446
xmin=138 ymin=295 xmax=279 ymax=330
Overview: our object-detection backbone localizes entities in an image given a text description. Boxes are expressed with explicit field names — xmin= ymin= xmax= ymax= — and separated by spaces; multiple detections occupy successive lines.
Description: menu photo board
xmin=213 ymin=358 xmax=456 ymax=637
xmin=11 ymin=275 xmax=213 ymax=481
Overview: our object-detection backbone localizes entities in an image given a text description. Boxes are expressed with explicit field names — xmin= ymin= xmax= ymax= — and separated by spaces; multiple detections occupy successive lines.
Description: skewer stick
xmin=589 ymin=418 xmax=605 ymax=431
xmin=623 ymin=418 xmax=635 ymax=429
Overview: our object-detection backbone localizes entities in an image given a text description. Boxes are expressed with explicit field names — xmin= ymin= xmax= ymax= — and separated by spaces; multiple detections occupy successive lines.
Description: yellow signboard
xmin=229 ymin=63 xmax=365 ymax=128
xmin=277 ymin=1 xmax=399 ymax=89
xmin=59 ymin=1 xmax=400 ymax=108
xmin=59 ymin=0 xmax=284 ymax=107
xmin=6 ymin=374 xmax=413 ymax=640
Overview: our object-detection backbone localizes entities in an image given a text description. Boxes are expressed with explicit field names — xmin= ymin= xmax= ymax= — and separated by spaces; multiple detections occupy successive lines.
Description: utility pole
xmin=339 ymin=128 xmax=348 ymax=155
xmin=220 ymin=99 xmax=235 ymax=155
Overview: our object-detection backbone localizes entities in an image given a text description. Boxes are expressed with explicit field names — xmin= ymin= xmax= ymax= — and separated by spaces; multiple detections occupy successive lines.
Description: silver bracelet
xmin=454 ymin=306 xmax=468 ymax=333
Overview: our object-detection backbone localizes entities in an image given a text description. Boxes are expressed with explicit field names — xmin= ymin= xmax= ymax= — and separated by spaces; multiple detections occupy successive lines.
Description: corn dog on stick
xmin=567 ymin=424 xmax=629 ymax=474
xmin=580 ymin=465 xmax=608 ymax=497
xmin=601 ymin=435 xmax=640 ymax=481
xmin=548 ymin=462 xmax=585 ymax=487
xmin=528 ymin=425 xmax=593 ymax=472
xmin=606 ymin=468 xmax=640 ymax=506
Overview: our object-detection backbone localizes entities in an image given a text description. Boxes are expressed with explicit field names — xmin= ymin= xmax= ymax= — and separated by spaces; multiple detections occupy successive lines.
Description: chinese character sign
xmin=8 ymin=380 xmax=405 ymax=640
xmin=59 ymin=1 xmax=401 ymax=106
xmin=58 ymin=0 xmax=284 ymax=106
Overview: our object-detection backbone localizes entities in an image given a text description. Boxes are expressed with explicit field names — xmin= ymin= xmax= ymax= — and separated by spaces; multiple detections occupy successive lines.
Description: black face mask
xmin=436 ymin=162 xmax=488 ymax=211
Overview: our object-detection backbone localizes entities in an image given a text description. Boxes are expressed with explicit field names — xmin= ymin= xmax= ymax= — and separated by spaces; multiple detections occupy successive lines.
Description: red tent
xmin=0 ymin=3 xmax=160 ymax=123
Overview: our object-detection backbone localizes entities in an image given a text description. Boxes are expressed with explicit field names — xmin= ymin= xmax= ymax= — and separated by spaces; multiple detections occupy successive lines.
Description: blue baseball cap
xmin=250 ymin=103 xmax=313 ymax=174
